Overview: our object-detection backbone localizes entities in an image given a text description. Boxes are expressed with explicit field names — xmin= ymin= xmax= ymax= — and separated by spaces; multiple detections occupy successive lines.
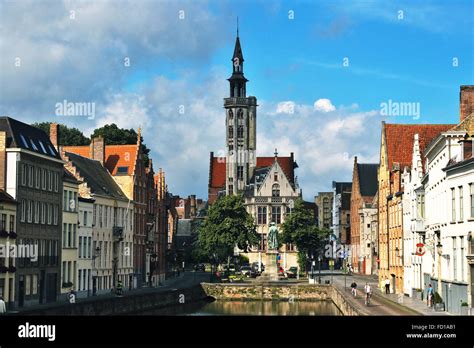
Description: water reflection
xmin=137 ymin=299 xmax=341 ymax=316
xmin=191 ymin=300 xmax=342 ymax=316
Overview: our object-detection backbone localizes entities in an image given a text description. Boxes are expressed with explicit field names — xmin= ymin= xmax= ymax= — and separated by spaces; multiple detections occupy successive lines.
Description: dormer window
xmin=272 ymin=184 xmax=280 ymax=197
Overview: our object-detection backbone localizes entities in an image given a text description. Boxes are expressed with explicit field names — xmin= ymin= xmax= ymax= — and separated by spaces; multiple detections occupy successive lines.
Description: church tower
xmin=224 ymin=29 xmax=257 ymax=195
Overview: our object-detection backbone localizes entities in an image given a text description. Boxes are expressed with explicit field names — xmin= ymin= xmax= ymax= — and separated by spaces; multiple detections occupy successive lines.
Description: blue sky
xmin=0 ymin=0 xmax=473 ymax=200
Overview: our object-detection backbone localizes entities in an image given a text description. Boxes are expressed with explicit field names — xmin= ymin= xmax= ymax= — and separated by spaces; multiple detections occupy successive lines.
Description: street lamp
xmin=437 ymin=240 xmax=443 ymax=301
xmin=91 ymin=246 xmax=101 ymax=296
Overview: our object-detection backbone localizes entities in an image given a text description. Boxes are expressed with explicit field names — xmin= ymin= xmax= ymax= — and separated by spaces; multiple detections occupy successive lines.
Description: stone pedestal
xmin=257 ymin=250 xmax=279 ymax=282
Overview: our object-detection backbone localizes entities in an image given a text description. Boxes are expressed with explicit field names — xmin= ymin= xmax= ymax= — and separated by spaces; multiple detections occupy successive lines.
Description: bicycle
xmin=365 ymin=292 xmax=372 ymax=306
xmin=351 ymin=287 xmax=357 ymax=298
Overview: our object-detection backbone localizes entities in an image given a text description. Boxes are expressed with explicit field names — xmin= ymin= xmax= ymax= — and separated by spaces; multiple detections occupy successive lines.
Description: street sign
xmin=415 ymin=243 xmax=425 ymax=256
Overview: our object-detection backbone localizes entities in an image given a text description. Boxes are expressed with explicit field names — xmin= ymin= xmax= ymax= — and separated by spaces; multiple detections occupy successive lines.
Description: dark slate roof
xmin=65 ymin=152 xmax=127 ymax=200
xmin=0 ymin=190 xmax=17 ymax=204
xmin=232 ymin=36 xmax=244 ymax=62
xmin=0 ymin=117 xmax=61 ymax=159
xmin=341 ymin=191 xmax=352 ymax=210
xmin=332 ymin=181 xmax=352 ymax=194
xmin=357 ymin=163 xmax=378 ymax=197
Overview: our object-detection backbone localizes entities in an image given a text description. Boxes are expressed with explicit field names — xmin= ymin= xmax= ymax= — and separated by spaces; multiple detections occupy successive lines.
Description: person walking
xmin=385 ymin=278 xmax=390 ymax=294
xmin=426 ymin=284 xmax=434 ymax=307
xmin=364 ymin=283 xmax=372 ymax=305
xmin=350 ymin=281 xmax=358 ymax=297
xmin=0 ymin=296 xmax=6 ymax=314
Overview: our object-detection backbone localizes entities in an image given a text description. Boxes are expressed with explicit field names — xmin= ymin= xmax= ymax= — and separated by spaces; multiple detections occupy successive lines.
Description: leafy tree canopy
xmin=32 ymin=122 xmax=90 ymax=146
xmin=281 ymin=198 xmax=329 ymax=269
xmin=198 ymin=195 xmax=258 ymax=265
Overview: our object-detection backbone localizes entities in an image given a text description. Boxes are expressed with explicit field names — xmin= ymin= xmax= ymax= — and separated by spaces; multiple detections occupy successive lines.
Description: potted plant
xmin=460 ymin=301 xmax=469 ymax=315
xmin=0 ymin=265 xmax=8 ymax=273
xmin=433 ymin=291 xmax=445 ymax=311
xmin=8 ymin=231 xmax=17 ymax=239
xmin=0 ymin=229 xmax=8 ymax=238
xmin=7 ymin=265 xmax=16 ymax=273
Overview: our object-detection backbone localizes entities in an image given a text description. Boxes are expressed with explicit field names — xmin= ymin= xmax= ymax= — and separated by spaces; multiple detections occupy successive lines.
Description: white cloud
xmin=314 ymin=98 xmax=336 ymax=112
xmin=276 ymin=101 xmax=296 ymax=114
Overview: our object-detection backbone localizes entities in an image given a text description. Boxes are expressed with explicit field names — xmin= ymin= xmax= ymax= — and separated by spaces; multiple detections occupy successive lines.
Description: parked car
xmin=285 ymin=266 xmax=298 ymax=278
xmin=194 ymin=263 xmax=205 ymax=272
xmin=251 ymin=262 xmax=265 ymax=274
xmin=240 ymin=266 xmax=252 ymax=277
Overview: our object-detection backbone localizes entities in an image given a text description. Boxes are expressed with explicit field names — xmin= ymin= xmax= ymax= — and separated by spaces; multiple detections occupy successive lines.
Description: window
xmin=79 ymin=237 xmax=83 ymax=258
xmin=237 ymin=166 xmax=244 ymax=180
xmin=53 ymin=204 xmax=58 ymax=225
xmin=63 ymin=223 xmax=67 ymax=248
xmin=73 ymin=224 xmax=76 ymax=247
xmin=237 ymin=126 xmax=244 ymax=138
xmin=41 ymin=202 xmax=46 ymax=224
xmin=272 ymin=184 xmax=280 ymax=197
xmin=417 ymin=192 xmax=425 ymax=219
xmin=35 ymin=168 xmax=40 ymax=189
xmin=274 ymin=172 xmax=278 ymax=181
xmin=228 ymin=109 xmax=233 ymax=121
xmin=9 ymin=215 xmax=14 ymax=232
xmin=63 ymin=190 xmax=67 ymax=211
xmin=54 ymin=172 xmax=59 ymax=192
xmin=451 ymin=188 xmax=456 ymax=222
xmin=68 ymin=224 xmax=72 ymax=248
xmin=453 ymin=237 xmax=457 ymax=280
xmin=0 ymin=214 xmax=6 ymax=231
xmin=257 ymin=206 xmax=267 ymax=225
xmin=41 ymin=169 xmax=46 ymax=190
xmin=271 ymin=206 xmax=281 ymax=224
xmin=34 ymin=202 xmax=40 ymax=223
xmin=84 ymin=211 xmax=88 ymax=227
xmin=228 ymin=126 xmax=233 ymax=138
xmin=28 ymin=166 xmax=34 ymax=187
xmin=48 ymin=171 xmax=52 ymax=191
xmin=459 ymin=187 xmax=464 ymax=220
xmin=47 ymin=203 xmax=52 ymax=225
xmin=78 ymin=269 xmax=82 ymax=291
xmin=21 ymin=164 xmax=27 ymax=186
xmin=27 ymin=200 xmax=33 ymax=223
xmin=470 ymin=183 xmax=474 ymax=218
xmin=237 ymin=109 xmax=244 ymax=119
xmin=228 ymin=185 xmax=233 ymax=194
xmin=116 ymin=166 xmax=129 ymax=175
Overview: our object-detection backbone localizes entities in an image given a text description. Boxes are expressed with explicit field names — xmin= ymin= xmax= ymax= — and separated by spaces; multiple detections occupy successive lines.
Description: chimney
xmin=50 ymin=123 xmax=59 ymax=150
xmin=0 ymin=131 xmax=7 ymax=191
xmin=190 ymin=194 xmax=197 ymax=218
xmin=90 ymin=136 xmax=105 ymax=165
xmin=460 ymin=85 xmax=474 ymax=122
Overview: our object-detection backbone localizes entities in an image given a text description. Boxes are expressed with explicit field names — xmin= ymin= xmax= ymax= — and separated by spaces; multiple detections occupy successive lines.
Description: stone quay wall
xmin=201 ymin=283 xmax=362 ymax=316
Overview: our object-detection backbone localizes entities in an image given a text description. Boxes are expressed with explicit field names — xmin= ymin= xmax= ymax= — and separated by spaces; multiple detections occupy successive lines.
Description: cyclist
xmin=350 ymin=281 xmax=357 ymax=297
xmin=364 ymin=283 xmax=372 ymax=305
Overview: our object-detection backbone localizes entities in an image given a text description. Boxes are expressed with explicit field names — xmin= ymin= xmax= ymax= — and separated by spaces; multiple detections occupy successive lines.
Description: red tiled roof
xmin=384 ymin=123 xmax=455 ymax=172
xmin=209 ymin=155 xmax=295 ymax=189
xmin=62 ymin=144 xmax=138 ymax=175
xmin=104 ymin=145 xmax=138 ymax=175
xmin=62 ymin=145 xmax=89 ymax=158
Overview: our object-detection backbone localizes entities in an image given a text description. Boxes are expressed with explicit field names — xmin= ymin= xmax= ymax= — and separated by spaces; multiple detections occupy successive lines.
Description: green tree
xmin=198 ymin=195 xmax=258 ymax=271
xmin=32 ymin=122 xmax=90 ymax=146
xmin=281 ymin=198 xmax=328 ymax=272
xmin=91 ymin=123 xmax=151 ymax=166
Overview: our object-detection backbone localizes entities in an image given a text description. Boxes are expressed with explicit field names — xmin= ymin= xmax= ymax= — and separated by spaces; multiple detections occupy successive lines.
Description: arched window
xmin=237 ymin=109 xmax=244 ymax=119
xmin=272 ymin=184 xmax=280 ymax=197
xmin=228 ymin=109 xmax=233 ymax=121
xmin=228 ymin=126 xmax=234 ymax=138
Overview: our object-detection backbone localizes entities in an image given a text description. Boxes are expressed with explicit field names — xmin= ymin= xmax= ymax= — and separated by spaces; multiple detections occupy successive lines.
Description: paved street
xmin=321 ymin=273 xmax=449 ymax=316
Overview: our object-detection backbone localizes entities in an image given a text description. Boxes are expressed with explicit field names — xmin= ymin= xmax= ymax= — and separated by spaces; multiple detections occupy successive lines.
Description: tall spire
xmin=237 ymin=16 xmax=239 ymax=37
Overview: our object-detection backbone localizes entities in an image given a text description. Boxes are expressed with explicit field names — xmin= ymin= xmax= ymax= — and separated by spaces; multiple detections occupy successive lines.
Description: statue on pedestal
xmin=268 ymin=222 xmax=279 ymax=251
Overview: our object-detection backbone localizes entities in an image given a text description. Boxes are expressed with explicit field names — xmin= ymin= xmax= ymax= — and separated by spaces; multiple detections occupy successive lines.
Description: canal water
xmin=138 ymin=299 xmax=342 ymax=316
